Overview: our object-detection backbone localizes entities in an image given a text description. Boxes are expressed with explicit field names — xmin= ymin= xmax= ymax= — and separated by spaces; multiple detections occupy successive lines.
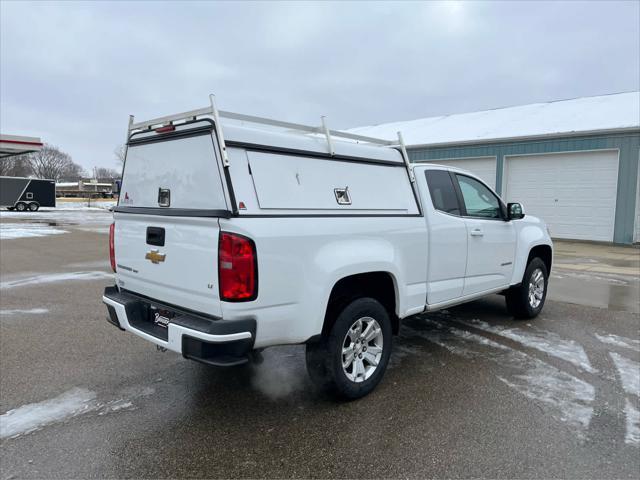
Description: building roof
xmin=348 ymin=91 xmax=640 ymax=147
xmin=0 ymin=134 xmax=43 ymax=158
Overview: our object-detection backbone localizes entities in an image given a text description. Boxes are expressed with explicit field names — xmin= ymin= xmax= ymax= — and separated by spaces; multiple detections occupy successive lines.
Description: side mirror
xmin=508 ymin=202 xmax=525 ymax=220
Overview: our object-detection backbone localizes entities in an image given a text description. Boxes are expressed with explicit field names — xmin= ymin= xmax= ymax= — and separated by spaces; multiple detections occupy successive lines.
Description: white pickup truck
xmin=103 ymin=97 xmax=553 ymax=399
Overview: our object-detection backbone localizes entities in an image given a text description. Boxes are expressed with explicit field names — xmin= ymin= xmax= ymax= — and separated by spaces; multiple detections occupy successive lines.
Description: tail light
xmin=109 ymin=223 xmax=116 ymax=272
xmin=218 ymin=232 xmax=257 ymax=301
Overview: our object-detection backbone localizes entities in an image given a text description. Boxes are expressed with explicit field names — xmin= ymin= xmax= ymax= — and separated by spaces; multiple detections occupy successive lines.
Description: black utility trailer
xmin=0 ymin=176 xmax=56 ymax=211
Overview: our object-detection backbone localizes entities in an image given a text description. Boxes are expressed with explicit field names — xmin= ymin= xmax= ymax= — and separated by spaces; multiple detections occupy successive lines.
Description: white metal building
xmin=350 ymin=92 xmax=640 ymax=244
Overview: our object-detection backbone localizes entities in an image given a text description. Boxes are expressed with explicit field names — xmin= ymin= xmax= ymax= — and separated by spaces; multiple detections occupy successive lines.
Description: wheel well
xmin=528 ymin=245 xmax=552 ymax=273
xmin=322 ymin=272 xmax=399 ymax=336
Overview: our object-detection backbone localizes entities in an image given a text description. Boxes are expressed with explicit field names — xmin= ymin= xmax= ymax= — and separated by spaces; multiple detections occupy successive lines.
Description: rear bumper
xmin=102 ymin=286 xmax=255 ymax=366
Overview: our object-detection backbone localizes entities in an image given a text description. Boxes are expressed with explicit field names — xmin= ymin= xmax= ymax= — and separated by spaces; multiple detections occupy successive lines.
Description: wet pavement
xmin=1 ymin=210 xmax=639 ymax=479
xmin=549 ymin=240 xmax=640 ymax=313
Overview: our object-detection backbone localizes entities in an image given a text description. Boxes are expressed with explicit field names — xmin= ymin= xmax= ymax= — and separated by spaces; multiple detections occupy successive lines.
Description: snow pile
xmin=349 ymin=91 xmax=640 ymax=146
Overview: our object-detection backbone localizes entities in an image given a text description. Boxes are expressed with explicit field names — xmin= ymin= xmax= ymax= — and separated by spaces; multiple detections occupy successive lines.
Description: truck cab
xmin=414 ymin=164 xmax=552 ymax=311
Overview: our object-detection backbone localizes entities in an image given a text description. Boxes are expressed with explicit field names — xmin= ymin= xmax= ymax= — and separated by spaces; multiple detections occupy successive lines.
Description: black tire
xmin=306 ymin=297 xmax=392 ymax=399
xmin=28 ymin=202 xmax=39 ymax=211
xmin=506 ymin=257 xmax=548 ymax=319
xmin=15 ymin=202 xmax=27 ymax=212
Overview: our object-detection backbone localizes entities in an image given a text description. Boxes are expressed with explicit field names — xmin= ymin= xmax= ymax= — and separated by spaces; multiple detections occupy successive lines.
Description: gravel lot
xmin=1 ymin=207 xmax=639 ymax=479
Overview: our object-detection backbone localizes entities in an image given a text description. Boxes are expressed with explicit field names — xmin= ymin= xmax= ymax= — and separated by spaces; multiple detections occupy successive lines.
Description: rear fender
xmin=312 ymin=238 xmax=403 ymax=333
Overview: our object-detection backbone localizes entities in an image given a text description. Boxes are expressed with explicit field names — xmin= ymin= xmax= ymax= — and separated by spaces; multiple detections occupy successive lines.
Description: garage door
xmin=505 ymin=150 xmax=619 ymax=242
xmin=425 ymin=157 xmax=496 ymax=189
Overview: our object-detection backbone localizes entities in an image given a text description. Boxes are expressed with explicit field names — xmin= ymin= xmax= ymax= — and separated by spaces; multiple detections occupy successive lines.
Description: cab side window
xmin=455 ymin=174 xmax=501 ymax=219
xmin=425 ymin=170 xmax=461 ymax=216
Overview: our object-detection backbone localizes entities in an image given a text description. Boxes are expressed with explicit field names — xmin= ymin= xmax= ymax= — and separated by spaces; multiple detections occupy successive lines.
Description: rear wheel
xmin=506 ymin=257 xmax=548 ymax=319
xmin=15 ymin=202 xmax=27 ymax=212
xmin=306 ymin=297 xmax=392 ymax=399
xmin=28 ymin=202 xmax=39 ymax=211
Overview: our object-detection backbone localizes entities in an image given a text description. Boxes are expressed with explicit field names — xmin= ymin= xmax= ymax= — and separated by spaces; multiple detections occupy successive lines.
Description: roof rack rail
xmin=126 ymin=94 xmax=415 ymax=181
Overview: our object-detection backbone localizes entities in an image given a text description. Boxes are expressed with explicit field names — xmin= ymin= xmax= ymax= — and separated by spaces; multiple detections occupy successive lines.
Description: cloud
xmin=1 ymin=0 xmax=638 ymax=170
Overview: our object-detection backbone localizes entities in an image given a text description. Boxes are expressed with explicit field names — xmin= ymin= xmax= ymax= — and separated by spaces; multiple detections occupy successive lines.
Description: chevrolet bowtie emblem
xmin=145 ymin=250 xmax=166 ymax=264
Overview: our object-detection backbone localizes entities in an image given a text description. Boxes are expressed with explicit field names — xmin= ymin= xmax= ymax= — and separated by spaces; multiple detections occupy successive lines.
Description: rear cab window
xmin=424 ymin=170 xmax=461 ymax=215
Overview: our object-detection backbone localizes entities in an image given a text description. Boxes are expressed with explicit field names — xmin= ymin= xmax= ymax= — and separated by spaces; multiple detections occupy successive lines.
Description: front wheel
xmin=15 ymin=202 xmax=27 ymax=212
xmin=506 ymin=257 xmax=548 ymax=319
xmin=306 ymin=297 xmax=392 ymax=399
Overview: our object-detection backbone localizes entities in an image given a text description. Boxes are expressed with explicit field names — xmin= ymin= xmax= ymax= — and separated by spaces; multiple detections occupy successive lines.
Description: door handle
xmin=470 ymin=229 xmax=484 ymax=237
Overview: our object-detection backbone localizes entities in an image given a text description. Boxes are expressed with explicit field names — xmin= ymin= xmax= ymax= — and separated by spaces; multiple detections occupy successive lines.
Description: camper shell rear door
xmin=114 ymin=119 xmax=231 ymax=317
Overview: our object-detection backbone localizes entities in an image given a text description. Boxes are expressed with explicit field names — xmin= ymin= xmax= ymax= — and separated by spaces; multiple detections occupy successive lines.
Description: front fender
xmin=510 ymin=219 xmax=553 ymax=285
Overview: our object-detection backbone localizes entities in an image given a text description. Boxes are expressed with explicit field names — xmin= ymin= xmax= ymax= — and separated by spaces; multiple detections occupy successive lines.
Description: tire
xmin=28 ymin=202 xmax=39 ymax=211
xmin=15 ymin=202 xmax=27 ymax=212
xmin=506 ymin=258 xmax=548 ymax=319
xmin=306 ymin=297 xmax=392 ymax=399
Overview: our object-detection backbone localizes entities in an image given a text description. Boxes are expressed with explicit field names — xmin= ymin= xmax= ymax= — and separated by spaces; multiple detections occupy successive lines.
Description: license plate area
xmin=151 ymin=307 xmax=174 ymax=329
xmin=128 ymin=303 xmax=177 ymax=341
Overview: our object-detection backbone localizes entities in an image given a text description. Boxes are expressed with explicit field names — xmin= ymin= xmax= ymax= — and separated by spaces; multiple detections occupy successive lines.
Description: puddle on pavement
xmin=549 ymin=278 xmax=640 ymax=313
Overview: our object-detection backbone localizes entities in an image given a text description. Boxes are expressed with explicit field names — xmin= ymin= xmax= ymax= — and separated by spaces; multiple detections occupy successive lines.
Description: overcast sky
xmin=1 ymin=1 xmax=639 ymax=171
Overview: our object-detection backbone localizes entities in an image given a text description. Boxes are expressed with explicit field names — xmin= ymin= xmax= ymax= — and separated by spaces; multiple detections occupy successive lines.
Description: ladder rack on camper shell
xmin=125 ymin=94 xmax=416 ymax=183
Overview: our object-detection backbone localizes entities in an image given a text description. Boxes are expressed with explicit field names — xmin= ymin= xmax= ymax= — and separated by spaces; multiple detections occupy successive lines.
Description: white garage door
xmin=505 ymin=150 xmax=619 ymax=242
xmin=425 ymin=157 xmax=497 ymax=188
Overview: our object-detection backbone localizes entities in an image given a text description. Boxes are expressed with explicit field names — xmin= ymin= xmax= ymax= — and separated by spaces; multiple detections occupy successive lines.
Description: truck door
xmin=417 ymin=168 xmax=468 ymax=305
xmin=452 ymin=173 xmax=516 ymax=295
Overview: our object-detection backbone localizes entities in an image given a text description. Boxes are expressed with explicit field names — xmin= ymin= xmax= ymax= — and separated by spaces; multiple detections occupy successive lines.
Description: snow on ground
xmin=54 ymin=200 xmax=116 ymax=210
xmin=0 ymin=223 xmax=68 ymax=240
xmin=0 ymin=388 xmax=97 ymax=439
xmin=403 ymin=319 xmax=595 ymax=436
xmin=1 ymin=206 xmax=113 ymax=227
xmin=595 ymin=333 xmax=640 ymax=351
xmin=0 ymin=308 xmax=49 ymax=316
xmin=625 ymin=399 xmax=640 ymax=446
xmin=0 ymin=271 xmax=113 ymax=290
xmin=610 ymin=352 xmax=640 ymax=397
xmin=463 ymin=319 xmax=596 ymax=373
xmin=0 ymin=386 xmax=154 ymax=439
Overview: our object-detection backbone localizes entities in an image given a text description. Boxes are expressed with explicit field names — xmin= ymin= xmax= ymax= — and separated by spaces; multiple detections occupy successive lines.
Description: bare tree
xmin=28 ymin=144 xmax=84 ymax=181
xmin=114 ymin=144 xmax=126 ymax=166
xmin=60 ymin=161 xmax=85 ymax=181
xmin=94 ymin=167 xmax=120 ymax=179
xmin=0 ymin=155 xmax=33 ymax=177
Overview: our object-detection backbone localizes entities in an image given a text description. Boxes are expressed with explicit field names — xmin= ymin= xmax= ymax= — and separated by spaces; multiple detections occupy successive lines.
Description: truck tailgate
xmin=114 ymin=214 xmax=222 ymax=317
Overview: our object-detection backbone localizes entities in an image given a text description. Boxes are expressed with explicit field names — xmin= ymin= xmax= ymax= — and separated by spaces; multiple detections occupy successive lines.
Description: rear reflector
xmin=109 ymin=223 xmax=116 ymax=272
xmin=218 ymin=232 xmax=257 ymax=301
